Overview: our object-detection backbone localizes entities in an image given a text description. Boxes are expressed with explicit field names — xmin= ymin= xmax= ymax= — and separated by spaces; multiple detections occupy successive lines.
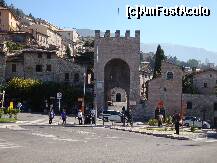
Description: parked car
xmin=99 ymin=110 xmax=122 ymax=122
xmin=183 ymin=116 xmax=211 ymax=129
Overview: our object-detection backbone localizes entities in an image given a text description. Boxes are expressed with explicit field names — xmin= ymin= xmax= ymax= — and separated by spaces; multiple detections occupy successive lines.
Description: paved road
xmin=0 ymin=113 xmax=217 ymax=163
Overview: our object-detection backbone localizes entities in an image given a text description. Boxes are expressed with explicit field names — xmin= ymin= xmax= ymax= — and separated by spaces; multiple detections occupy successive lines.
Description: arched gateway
xmin=94 ymin=30 xmax=143 ymax=120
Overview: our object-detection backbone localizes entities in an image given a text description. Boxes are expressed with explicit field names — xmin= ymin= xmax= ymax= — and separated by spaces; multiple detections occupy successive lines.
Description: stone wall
xmin=94 ymin=30 xmax=142 ymax=119
xmin=193 ymin=70 xmax=217 ymax=95
xmin=0 ymin=52 xmax=6 ymax=82
xmin=5 ymin=61 xmax=24 ymax=80
xmin=110 ymin=87 xmax=127 ymax=102
xmin=5 ymin=49 xmax=84 ymax=84
xmin=182 ymin=94 xmax=217 ymax=125
xmin=146 ymin=62 xmax=183 ymax=117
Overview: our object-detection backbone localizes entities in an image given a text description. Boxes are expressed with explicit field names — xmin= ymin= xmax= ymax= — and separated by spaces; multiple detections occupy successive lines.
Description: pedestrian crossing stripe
xmin=0 ymin=139 xmax=21 ymax=149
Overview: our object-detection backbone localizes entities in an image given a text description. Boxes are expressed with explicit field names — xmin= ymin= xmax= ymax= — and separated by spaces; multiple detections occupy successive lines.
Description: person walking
xmin=48 ymin=109 xmax=55 ymax=124
xmin=61 ymin=109 xmax=67 ymax=125
xmin=122 ymin=106 xmax=126 ymax=126
xmin=174 ymin=113 xmax=181 ymax=135
xmin=78 ymin=109 xmax=83 ymax=125
xmin=91 ymin=109 xmax=96 ymax=125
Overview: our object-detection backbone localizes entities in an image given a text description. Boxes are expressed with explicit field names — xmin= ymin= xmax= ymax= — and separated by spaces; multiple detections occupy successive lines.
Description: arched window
xmin=116 ymin=93 xmax=121 ymax=102
xmin=74 ymin=73 xmax=79 ymax=83
xmin=166 ymin=72 xmax=173 ymax=80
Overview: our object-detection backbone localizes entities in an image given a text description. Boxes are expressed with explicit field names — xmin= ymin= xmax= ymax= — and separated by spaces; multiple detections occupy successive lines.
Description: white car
xmin=99 ymin=110 xmax=122 ymax=122
xmin=183 ymin=116 xmax=211 ymax=129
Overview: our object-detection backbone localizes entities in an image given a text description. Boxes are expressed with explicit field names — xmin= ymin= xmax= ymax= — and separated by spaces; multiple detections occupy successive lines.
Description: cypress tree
xmin=153 ymin=45 xmax=166 ymax=78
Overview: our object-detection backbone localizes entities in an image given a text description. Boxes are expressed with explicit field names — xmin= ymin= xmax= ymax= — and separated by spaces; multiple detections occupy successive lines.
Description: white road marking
xmin=0 ymin=139 xmax=21 ymax=149
xmin=31 ymin=132 xmax=84 ymax=142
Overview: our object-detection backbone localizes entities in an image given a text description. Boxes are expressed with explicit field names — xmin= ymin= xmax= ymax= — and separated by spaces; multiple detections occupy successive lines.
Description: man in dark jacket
xmin=174 ymin=113 xmax=181 ymax=135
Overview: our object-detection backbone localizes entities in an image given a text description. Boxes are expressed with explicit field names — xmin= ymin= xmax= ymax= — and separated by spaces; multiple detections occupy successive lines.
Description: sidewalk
xmin=108 ymin=123 xmax=217 ymax=141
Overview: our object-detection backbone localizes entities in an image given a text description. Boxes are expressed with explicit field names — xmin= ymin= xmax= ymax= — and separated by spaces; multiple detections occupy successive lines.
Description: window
xmin=216 ymin=80 xmax=217 ymax=85
xmin=214 ymin=103 xmax=217 ymax=111
xmin=166 ymin=72 xmax=173 ymax=80
xmin=46 ymin=65 xmax=51 ymax=72
xmin=210 ymin=74 xmax=212 ymax=78
xmin=204 ymin=83 xmax=207 ymax=88
xmin=12 ymin=64 xmax=16 ymax=72
xmin=0 ymin=19 xmax=1 ymax=24
xmin=116 ymin=93 xmax=121 ymax=102
xmin=36 ymin=65 xmax=42 ymax=72
xmin=38 ymin=53 xmax=42 ymax=58
xmin=47 ymin=53 xmax=51 ymax=59
xmin=74 ymin=73 xmax=79 ymax=82
xmin=0 ymin=12 xmax=1 ymax=16
xmin=187 ymin=102 xmax=192 ymax=109
xmin=65 ymin=73 xmax=69 ymax=81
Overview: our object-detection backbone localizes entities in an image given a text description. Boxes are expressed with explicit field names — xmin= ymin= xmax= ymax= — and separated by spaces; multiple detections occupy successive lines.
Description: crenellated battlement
xmin=95 ymin=30 xmax=140 ymax=39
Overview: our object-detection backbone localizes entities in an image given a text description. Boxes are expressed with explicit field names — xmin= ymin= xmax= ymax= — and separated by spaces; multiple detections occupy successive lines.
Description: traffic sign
xmin=57 ymin=92 xmax=62 ymax=99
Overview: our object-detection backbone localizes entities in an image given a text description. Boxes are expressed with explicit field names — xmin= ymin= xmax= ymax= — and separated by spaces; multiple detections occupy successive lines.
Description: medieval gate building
xmin=94 ymin=30 xmax=143 ymax=120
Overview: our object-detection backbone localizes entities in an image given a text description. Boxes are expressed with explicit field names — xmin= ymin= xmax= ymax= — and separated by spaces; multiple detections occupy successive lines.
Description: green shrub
xmin=165 ymin=115 xmax=173 ymax=125
xmin=148 ymin=118 xmax=158 ymax=126
xmin=0 ymin=108 xmax=3 ymax=118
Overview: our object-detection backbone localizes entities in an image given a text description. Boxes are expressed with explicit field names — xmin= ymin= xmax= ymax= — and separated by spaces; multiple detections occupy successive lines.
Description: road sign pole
xmin=58 ymin=99 xmax=61 ymax=113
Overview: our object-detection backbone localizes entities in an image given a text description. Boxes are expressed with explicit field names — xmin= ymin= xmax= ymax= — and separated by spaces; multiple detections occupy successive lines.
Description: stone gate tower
xmin=94 ymin=30 xmax=143 ymax=120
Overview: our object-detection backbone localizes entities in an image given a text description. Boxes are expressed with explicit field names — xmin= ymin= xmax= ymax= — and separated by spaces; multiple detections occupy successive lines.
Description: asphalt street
xmin=0 ymin=114 xmax=217 ymax=163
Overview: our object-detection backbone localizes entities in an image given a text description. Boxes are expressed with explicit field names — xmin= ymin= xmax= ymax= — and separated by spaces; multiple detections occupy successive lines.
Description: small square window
xmin=74 ymin=73 xmax=80 ymax=83
xmin=166 ymin=72 xmax=173 ymax=80
xmin=12 ymin=64 xmax=16 ymax=72
xmin=36 ymin=65 xmax=42 ymax=72
xmin=65 ymin=73 xmax=69 ymax=81
xmin=47 ymin=53 xmax=51 ymax=59
xmin=46 ymin=65 xmax=51 ymax=72
xmin=187 ymin=102 xmax=192 ymax=109
xmin=204 ymin=83 xmax=207 ymax=88
xmin=214 ymin=103 xmax=217 ymax=111
xmin=38 ymin=54 xmax=42 ymax=58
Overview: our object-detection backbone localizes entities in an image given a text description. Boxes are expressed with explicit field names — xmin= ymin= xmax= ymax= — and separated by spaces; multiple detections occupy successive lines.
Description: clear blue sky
xmin=5 ymin=0 xmax=217 ymax=52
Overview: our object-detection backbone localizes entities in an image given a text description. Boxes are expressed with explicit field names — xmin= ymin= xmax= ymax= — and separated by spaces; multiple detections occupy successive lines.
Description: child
xmin=61 ymin=109 xmax=67 ymax=125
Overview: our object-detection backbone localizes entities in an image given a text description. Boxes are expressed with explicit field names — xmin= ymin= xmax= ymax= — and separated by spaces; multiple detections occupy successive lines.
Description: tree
xmin=153 ymin=45 xmax=166 ymax=78
xmin=0 ymin=0 xmax=6 ymax=7
xmin=187 ymin=59 xmax=199 ymax=68
xmin=65 ymin=46 xmax=71 ymax=58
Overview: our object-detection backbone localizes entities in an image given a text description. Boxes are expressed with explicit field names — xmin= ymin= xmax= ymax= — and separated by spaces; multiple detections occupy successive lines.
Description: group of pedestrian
xmin=155 ymin=107 xmax=182 ymax=135
xmin=48 ymin=108 xmax=67 ymax=126
xmin=121 ymin=107 xmax=133 ymax=126
xmin=77 ymin=109 xmax=96 ymax=125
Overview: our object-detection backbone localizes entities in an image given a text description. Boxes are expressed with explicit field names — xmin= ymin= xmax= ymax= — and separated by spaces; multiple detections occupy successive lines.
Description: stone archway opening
xmin=116 ymin=93 xmax=121 ymax=102
xmin=104 ymin=59 xmax=130 ymax=111
xmin=108 ymin=87 xmax=128 ymax=111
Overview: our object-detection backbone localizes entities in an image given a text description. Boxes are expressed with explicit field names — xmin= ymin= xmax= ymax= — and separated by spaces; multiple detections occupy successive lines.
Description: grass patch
xmin=0 ymin=118 xmax=17 ymax=123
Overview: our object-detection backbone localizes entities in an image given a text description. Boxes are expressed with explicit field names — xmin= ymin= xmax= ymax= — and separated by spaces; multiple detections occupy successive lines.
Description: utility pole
xmin=0 ymin=90 xmax=5 ymax=108
xmin=83 ymin=64 xmax=87 ymax=115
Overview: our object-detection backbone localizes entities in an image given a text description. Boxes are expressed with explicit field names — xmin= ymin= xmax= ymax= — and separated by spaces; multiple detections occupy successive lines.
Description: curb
xmin=109 ymin=126 xmax=190 ymax=140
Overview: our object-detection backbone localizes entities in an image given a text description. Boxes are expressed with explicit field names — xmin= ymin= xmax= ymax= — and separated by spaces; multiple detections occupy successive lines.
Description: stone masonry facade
xmin=147 ymin=61 xmax=217 ymax=125
xmin=5 ymin=49 xmax=84 ymax=84
xmin=0 ymin=52 xmax=6 ymax=83
xmin=146 ymin=62 xmax=183 ymax=117
xmin=94 ymin=30 xmax=143 ymax=120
